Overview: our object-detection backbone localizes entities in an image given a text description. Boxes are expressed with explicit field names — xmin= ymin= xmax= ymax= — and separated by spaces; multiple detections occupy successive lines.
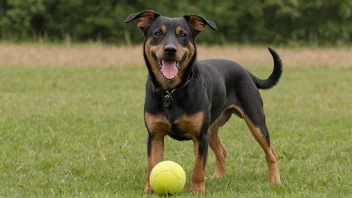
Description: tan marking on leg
xmin=144 ymin=113 xmax=170 ymax=193
xmin=208 ymin=111 xmax=231 ymax=178
xmin=174 ymin=112 xmax=206 ymax=192
xmin=190 ymin=138 xmax=206 ymax=193
xmin=144 ymin=135 xmax=165 ymax=193
xmin=228 ymin=105 xmax=281 ymax=182
xmin=209 ymin=126 xmax=226 ymax=178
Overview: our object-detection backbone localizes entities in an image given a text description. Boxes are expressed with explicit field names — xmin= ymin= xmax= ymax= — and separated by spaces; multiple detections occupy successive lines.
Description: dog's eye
xmin=180 ymin=32 xmax=187 ymax=38
xmin=154 ymin=31 xmax=162 ymax=36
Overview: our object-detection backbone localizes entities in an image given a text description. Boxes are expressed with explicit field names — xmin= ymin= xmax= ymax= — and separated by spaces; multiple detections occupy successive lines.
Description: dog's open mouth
xmin=159 ymin=60 xmax=180 ymax=80
xmin=152 ymin=53 xmax=185 ymax=80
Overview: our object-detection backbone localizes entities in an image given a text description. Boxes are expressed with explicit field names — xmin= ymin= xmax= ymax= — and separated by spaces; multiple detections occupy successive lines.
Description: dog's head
xmin=125 ymin=10 xmax=217 ymax=88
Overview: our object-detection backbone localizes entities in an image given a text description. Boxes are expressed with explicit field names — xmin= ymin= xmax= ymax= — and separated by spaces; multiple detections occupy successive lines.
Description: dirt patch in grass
xmin=0 ymin=43 xmax=351 ymax=68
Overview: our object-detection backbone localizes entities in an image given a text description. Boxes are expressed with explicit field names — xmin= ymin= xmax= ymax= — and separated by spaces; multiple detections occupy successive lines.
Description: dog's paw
xmin=143 ymin=184 xmax=153 ymax=194
xmin=210 ymin=173 xmax=224 ymax=179
xmin=189 ymin=183 xmax=205 ymax=193
xmin=269 ymin=171 xmax=281 ymax=183
xmin=269 ymin=177 xmax=281 ymax=183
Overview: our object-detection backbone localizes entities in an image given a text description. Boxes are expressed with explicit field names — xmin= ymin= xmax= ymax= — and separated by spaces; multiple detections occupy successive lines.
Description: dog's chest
xmin=145 ymin=112 xmax=204 ymax=141
xmin=170 ymin=111 xmax=204 ymax=140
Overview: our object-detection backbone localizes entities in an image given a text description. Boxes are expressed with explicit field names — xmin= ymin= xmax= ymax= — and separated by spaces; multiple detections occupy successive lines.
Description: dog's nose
xmin=164 ymin=44 xmax=177 ymax=54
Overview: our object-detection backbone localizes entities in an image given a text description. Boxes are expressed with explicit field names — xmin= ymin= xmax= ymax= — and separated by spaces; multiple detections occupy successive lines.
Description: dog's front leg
xmin=144 ymin=112 xmax=169 ymax=193
xmin=190 ymin=133 xmax=208 ymax=193
xmin=144 ymin=133 xmax=165 ymax=193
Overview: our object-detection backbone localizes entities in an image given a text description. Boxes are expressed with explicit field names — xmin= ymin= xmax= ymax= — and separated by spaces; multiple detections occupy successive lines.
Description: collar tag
xmin=164 ymin=89 xmax=175 ymax=107
xmin=152 ymin=73 xmax=193 ymax=107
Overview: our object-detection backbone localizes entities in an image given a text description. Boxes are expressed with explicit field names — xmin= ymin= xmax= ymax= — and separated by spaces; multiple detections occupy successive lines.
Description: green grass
xmin=0 ymin=65 xmax=351 ymax=197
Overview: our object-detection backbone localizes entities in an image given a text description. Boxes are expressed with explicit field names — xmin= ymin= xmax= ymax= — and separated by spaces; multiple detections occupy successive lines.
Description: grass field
xmin=0 ymin=45 xmax=351 ymax=197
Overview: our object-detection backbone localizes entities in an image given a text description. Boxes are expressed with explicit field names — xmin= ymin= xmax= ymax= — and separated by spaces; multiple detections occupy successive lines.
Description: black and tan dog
xmin=124 ymin=10 xmax=282 ymax=193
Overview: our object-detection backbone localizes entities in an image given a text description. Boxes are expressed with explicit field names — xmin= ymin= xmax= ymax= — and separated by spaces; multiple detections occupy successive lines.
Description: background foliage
xmin=0 ymin=0 xmax=352 ymax=45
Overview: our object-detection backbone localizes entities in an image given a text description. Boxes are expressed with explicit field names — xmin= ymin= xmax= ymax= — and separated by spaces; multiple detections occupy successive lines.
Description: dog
xmin=124 ymin=10 xmax=282 ymax=193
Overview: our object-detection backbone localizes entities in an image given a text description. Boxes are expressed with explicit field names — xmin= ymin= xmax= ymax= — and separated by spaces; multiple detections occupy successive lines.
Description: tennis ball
xmin=150 ymin=161 xmax=186 ymax=195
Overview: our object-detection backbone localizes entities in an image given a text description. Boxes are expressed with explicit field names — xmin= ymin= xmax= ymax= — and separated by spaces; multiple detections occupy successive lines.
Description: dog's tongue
xmin=161 ymin=60 xmax=178 ymax=79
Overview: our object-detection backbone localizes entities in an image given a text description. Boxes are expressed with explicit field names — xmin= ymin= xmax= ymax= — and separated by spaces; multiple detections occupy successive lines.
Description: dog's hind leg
xmin=246 ymin=120 xmax=280 ymax=183
xmin=229 ymin=104 xmax=281 ymax=183
xmin=209 ymin=110 xmax=231 ymax=178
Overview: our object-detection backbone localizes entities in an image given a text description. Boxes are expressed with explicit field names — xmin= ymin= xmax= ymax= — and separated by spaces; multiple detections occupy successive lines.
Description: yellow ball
xmin=150 ymin=161 xmax=186 ymax=195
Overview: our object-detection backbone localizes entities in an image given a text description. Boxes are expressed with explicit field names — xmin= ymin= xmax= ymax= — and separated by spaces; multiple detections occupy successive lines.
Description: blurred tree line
xmin=0 ymin=0 xmax=351 ymax=45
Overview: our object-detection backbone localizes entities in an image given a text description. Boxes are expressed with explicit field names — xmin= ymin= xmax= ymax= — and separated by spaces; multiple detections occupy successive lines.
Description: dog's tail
xmin=247 ymin=47 xmax=283 ymax=90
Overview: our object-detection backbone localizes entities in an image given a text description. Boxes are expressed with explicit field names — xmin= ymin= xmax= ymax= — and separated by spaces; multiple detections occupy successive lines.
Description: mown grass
xmin=0 ymin=65 xmax=351 ymax=197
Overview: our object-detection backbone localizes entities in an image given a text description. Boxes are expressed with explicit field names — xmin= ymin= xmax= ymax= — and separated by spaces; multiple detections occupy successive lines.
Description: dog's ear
xmin=124 ymin=10 xmax=160 ymax=32
xmin=183 ymin=14 xmax=217 ymax=35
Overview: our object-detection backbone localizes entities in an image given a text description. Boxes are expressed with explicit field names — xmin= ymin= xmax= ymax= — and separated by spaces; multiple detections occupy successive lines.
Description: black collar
xmin=152 ymin=73 xmax=193 ymax=107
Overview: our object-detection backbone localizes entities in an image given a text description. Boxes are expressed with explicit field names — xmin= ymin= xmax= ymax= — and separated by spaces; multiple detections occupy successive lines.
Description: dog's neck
xmin=151 ymin=70 xmax=194 ymax=107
